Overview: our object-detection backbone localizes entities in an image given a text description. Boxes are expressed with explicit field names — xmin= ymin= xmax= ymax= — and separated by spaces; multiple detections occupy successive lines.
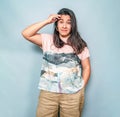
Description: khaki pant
xmin=36 ymin=88 xmax=84 ymax=117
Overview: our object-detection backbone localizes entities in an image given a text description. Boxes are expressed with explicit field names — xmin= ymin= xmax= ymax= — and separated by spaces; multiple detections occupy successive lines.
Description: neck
xmin=59 ymin=35 xmax=70 ymax=43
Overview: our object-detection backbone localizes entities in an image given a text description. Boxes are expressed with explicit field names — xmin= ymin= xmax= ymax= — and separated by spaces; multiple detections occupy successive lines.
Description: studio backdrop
xmin=0 ymin=0 xmax=120 ymax=117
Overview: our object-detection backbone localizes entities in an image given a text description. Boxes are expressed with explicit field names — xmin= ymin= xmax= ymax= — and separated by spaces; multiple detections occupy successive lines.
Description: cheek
xmin=57 ymin=25 xmax=62 ymax=32
xmin=68 ymin=26 xmax=72 ymax=31
xmin=57 ymin=24 xmax=62 ymax=29
xmin=67 ymin=24 xmax=71 ymax=29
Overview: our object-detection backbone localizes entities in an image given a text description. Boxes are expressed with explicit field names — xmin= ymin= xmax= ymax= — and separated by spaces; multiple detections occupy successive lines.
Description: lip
xmin=61 ymin=30 xmax=68 ymax=32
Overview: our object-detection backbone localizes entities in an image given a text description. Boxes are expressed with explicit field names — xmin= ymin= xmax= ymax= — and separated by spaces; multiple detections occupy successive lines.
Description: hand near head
xmin=22 ymin=14 xmax=61 ymax=47
xmin=46 ymin=14 xmax=61 ymax=24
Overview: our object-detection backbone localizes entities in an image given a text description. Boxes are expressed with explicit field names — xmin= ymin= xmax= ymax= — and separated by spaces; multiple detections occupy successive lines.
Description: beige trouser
xmin=36 ymin=88 xmax=84 ymax=117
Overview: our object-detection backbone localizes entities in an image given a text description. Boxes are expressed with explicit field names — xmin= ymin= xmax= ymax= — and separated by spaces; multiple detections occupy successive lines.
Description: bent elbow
xmin=21 ymin=31 xmax=29 ymax=40
xmin=21 ymin=30 xmax=26 ymax=37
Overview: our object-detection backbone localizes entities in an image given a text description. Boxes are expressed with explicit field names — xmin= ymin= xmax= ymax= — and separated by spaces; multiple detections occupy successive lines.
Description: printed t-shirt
xmin=38 ymin=34 xmax=90 ymax=94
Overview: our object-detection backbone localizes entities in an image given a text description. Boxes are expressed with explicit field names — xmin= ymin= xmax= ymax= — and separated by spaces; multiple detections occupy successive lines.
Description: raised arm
xmin=21 ymin=14 xmax=61 ymax=47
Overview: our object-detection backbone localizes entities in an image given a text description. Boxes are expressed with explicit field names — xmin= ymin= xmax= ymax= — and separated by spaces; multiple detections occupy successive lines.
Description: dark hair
xmin=53 ymin=8 xmax=87 ymax=54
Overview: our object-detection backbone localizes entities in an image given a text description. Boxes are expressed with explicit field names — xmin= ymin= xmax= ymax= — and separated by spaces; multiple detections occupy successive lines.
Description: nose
xmin=63 ymin=24 xmax=66 ymax=28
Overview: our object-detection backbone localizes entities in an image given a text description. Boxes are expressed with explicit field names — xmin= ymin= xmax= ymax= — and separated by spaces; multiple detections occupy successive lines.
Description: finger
xmin=57 ymin=15 xmax=61 ymax=19
xmin=53 ymin=15 xmax=60 ymax=20
xmin=52 ymin=17 xmax=58 ymax=22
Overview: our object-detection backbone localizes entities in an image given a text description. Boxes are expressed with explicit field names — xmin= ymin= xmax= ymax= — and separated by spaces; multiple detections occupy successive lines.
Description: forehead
xmin=60 ymin=15 xmax=71 ymax=20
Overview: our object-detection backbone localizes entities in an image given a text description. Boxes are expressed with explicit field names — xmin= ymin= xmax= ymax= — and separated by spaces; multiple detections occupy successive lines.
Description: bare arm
xmin=21 ymin=14 xmax=61 ymax=47
xmin=81 ymin=57 xmax=91 ymax=87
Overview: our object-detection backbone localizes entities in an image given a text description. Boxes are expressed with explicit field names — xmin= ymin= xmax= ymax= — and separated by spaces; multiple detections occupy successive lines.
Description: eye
xmin=59 ymin=20 xmax=64 ymax=23
xmin=67 ymin=21 xmax=71 ymax=24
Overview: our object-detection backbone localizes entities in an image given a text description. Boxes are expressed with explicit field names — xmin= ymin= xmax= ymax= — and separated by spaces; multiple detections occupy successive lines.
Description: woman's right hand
xmin=22 ymin=14 xmax=61 ymax=47
xmin=46 ymin=14 xmax=61 ymax=24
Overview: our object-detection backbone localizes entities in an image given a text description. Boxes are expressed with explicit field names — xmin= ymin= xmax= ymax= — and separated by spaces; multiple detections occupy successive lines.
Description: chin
xmin=61 ymin=33 xmax=70 ymax=37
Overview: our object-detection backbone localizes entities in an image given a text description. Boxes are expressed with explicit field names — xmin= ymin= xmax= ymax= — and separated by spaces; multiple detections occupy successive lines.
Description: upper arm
xmin=81 ymin=57 xmax=91 ymax=70
xmin=78 ymin=47 xmax=91 ymax=70
xmin=22 ymin=33 xmax=42 ymax=47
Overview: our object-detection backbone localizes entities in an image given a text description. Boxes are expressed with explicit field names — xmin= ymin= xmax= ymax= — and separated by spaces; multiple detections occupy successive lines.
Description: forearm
xmin=21 ymin=14 xmax=60 ymax=45
xmin=22 ymin=19 xmax=49 ymax=38
xmin=22 ymin=14 xmax=61 ymax=39
xmin=82 ymin=66 xmax=91 ymax=87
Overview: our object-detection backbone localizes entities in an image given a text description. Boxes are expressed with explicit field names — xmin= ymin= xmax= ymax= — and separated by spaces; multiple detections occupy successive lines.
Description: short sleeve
xmin=78 ymin=47 xmax=90 ymax=60
xmin=40 ymin=34 xmax=53 ymax=52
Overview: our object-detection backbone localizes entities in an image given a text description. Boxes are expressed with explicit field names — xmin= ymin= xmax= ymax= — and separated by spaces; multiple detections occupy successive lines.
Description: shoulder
xmin=41 ymin=33 xmax=53 ymax=40
xmin=78 ymin=47 xmax=90 ymax=60
xmin=41 ymin=33 xmax=53 ymax=44
xmin=41 ymin=33 xmax=54 ymax=51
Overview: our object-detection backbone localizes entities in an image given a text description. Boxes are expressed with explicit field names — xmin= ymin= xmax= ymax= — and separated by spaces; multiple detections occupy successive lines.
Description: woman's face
xmin=57 ymin=15 xmax=71 ymax=39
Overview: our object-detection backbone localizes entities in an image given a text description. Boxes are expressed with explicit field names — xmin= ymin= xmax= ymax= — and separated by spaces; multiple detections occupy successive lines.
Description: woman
xmin=22 ymin=8 xmax=91 ymax=117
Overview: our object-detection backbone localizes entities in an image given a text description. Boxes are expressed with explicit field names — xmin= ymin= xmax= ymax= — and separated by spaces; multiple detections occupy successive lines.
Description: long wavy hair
xmin=53 ymin=8 xmax=87 ymax=54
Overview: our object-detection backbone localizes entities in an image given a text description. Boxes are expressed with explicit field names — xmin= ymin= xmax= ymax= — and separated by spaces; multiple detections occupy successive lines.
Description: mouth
xmin=61 ymin=30 xmax=68 ymax=32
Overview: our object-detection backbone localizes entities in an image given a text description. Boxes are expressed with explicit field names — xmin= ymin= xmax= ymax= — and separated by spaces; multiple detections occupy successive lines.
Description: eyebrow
xmin=59 ymin=19 xmax=71 ymax=21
